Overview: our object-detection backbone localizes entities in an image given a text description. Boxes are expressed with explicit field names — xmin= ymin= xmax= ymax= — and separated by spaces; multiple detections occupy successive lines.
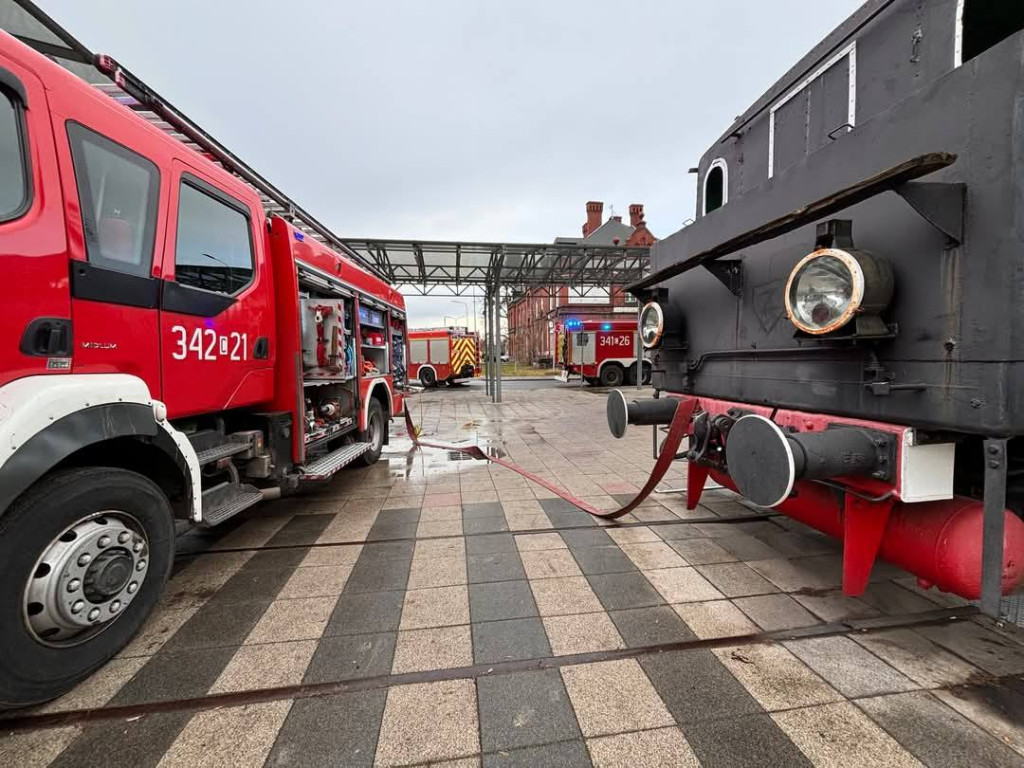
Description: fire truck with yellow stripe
xmin=408 ymin=327 xmax=481 ymax=387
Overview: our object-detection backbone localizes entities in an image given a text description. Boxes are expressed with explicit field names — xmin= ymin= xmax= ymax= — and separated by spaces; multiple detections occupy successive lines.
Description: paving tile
xmin=609 ymin=605 xmax=697 ymax=647
xmin=783 ymin=636 xmax=917 ymax=698
xmin=367 ymin=519 xmax=419 ymax=540
xmin=301 ymin=544 xmax=363 ymax=567
xmin=303 ymin=632 xmax=396 ymax=683
xmin=343 ymin=556 xmax=412 ymax=594
xmin=586 ymin=726 xmax=699 ymax=768
xmin=560 ymin=659 xmax=673 ymax=737
xmin=713 ymin=643 xmax=842 ymax=711
xmin=792 ymin=590 xmax=880 ymax=622
xmin=37 ymin=656 xmax=147 ymax=713
xmin=117 ymin=605 xmax=200 ymax=658
xmin=418 ymin=520 xmax=464 ymax=538
xmin=716 ymin=533 xmax=785 ymax=561
xmin=747 ymin=558 xmax=839 ymax=592
xmin=245 ymin=597 xmax=335 ymax=644
xmin=558 ymin=528 xmax=614 ymax=549
xmin=530 ymin=576 xmax=604 ymax=616
xmin=415 ymin=536 xmax=466 ymax=559
xmin=916 ymin=621 xmax=1024 ymax=676
xmin=50 ymin=712 xmax=193 ymax=768
xmin=419 ymin=505 xmax=464 ymax=522
xmin=859 ymin=581 xmax=945 ymax=615
xmin=673 ymin=600 xmax=759 ymax=639
xmin=109 ymin=646 xmax=238 ymax=706
xmin=619 ymin=541 xmax=688 ymax=570
xmin=375 ymin=679 xmax=479 ymax=766
xmin=694 ymin=562 xmax=778 ymax=597
xmin=473 ymin=617 xmax=552 ymax=664
xmin=665 ymin=537 xmax=737 ymax=565
xmin=464 ymin=501 xmax=506 ymax=517
xmin=857 ymin=690 xmax=1022 ymax=768
xmin=544 ymin=612 xmax=624 ymax=655
xmin=644 ymin=567 xmax=724 ymax=604
xmin=469 ymin=580 xmax=538 ymax=623
xmin=407 ymin=554 xmax=468 ymax=589
xmin=392 ymin=625 xmax=473 ymax=673
xmin=158 ymin=700 xmax=291 ymax=768
xmin=466 ymin=533 xmax=516 ymax=555
xmin=933 ymin=679 xmax=1024 ymax=758
xmin=464 ymin=517 xmax=511 ymax=535
xmin=519 ymin=549 xmax=583 ymax=579
xmin=325 ymin=590 xmax=404 ymax=636
xmin=772 ymin=701 xmax=923 ymax=768
xmin=467 ymin=552 xmax=527 ymax=583
xmin=359 ymin=540 xmax=416 ymax=562
xmin=733 ymin=593 xmax=819 ymax=631
xmin=374 ymin=507 xmax=421 ymax=524
xmin=210 ymin=639 xmax=317 ymax=693
xmin=504 ymin=513 xmax=554 ymax=531
xmin=400 ymin=585 xmax=470 ymax=629
xmin=571 ymin=546 xmax=638 ymax=576
xmin=482 ymin=740 xmax=592 ymax=767
xmin=682 ymin=712 xmax=813 ymax=768
xmin=606 ymin=526 xmax=660 ymax=545
xmin=851 ymin=628 xmax=981 ymax=688
xmin=200 ymin=564 xmax=296 ymax=605
xmin=477 ymin=669 xmax=581 ymax=752
xmin=267 ymin=689 xmax=387 ymax=768
xmin=277 ymin=564 xmax=353 ymax=599
xmin=515 ymin=532 xmax=567 ymax=551
xmin=640 ymin=649 xmax=764 ymax=725
xmin=653 ymin=523 xmax=707 ymax=541
xmin=0 ymin=727 xmax=81 ymax=768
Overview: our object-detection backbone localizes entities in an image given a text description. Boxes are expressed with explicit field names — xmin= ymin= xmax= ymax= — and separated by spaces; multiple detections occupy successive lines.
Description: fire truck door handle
xmin=20 ymin=318 xmax=73 ymax=357
xmin=253 ymin=336 xmax=269 ymax=359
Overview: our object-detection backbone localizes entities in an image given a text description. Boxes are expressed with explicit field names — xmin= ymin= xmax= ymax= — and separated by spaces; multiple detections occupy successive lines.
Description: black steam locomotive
xmin=610 ymin=0 xmax=1024 ymax=613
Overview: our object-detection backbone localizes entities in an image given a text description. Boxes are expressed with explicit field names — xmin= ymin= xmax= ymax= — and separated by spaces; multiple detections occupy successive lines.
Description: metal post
xmin=483 ymin=290 xmax=492 ymax=397
xmin=494 ymin=290 xmax=502 ymax=404
xmin=635 ymin=331 xmax=643 ymax=390
xmin=981 ymin=437 xmax=1008 ymax=619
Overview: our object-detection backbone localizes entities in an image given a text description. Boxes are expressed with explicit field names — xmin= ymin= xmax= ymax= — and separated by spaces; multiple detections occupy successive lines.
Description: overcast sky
xmin=45 ymin=0 xmax=860 ymax=328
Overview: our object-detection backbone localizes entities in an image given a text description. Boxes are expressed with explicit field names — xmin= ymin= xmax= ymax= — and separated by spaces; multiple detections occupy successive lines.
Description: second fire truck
xmin=0 ymin=31 xmax=408 ymax=706
xmin=558 ymin=318 xmax=650 ymax=387
xmin=408 ymin=327 xmax=481 ymax=387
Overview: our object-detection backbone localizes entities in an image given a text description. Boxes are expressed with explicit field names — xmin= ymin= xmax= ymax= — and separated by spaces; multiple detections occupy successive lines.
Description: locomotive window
xmin=959 ymin=2 xmax=1024 ymax=65
xmin=175 ymin=179 xmax=254 ymax=295
xmin=703 ymin=160 xmax=727 ymax=214
xmin=67 ymin=123 xmax=160 ymax=277
xmin=0 ymin=91 xmax=30 ymax=222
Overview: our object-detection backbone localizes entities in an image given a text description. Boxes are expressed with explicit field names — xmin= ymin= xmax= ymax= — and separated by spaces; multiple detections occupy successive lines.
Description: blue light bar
xmin=601 ymin=323 xmax=612 ymax=331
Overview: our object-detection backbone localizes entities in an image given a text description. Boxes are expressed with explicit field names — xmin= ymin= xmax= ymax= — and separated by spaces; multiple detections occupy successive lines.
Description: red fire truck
xmin=0 ymin=32 xmax=409 ymax=706
xmin=558 ymin=318 xmax=650 ymax=387
xmin=408 ymin=327 xmax=481 ymax=387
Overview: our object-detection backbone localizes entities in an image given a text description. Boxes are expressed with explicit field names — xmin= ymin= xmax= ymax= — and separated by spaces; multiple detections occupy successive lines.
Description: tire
xmin=356 ymin=400 xmax=385 ymax=466
xmin=0 ymin=467 xmax=175 ymax=709
xmin=600 ymin=364 xmax=625 ymax=387
xmin=419 ymin=368 xmax=436 ymax=388
xmin=626 ymin=363 xmax=652 ymax=386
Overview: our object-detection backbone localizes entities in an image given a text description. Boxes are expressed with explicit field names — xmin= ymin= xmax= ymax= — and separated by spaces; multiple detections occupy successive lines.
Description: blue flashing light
xmin=294 ymin=231 xmax=305 ymax=241
xmin=601 ymin=323 xmax=612 ymax=331
xmin=565 ymin=319 xmax=582 ymax=330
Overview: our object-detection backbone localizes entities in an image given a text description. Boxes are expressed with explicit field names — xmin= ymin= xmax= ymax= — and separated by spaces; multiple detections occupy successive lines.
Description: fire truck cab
xmin=558 ymin=318 xmax=649 ymax=387
xmin=408 ymin=327 xmax=481 ymax=387
xmin=0 ymin=32 xmax=407 ymax=707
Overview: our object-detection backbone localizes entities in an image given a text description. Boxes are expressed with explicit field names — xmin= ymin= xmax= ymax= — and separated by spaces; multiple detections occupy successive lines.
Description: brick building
xmin=507 ymin=202 xmax=655 ymax=364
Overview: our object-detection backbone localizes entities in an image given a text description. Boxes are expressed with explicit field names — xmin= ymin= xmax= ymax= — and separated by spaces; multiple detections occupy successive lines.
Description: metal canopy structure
xmin=344 ymin=238 xmax=650 ymax=297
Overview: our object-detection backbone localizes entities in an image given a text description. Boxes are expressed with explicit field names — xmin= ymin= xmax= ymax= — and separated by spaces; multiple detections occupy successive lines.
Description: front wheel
xmin=356 ymin=400 xmax=385 ymax=466
xmin=600 ymin=364 xmax=625 ymax=387
xmin=0 ymin=467 xmax=175 ymax=708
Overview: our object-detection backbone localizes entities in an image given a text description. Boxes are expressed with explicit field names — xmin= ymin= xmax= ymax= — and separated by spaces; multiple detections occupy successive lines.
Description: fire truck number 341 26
xmin=599 ymin=334 xmax=632 ymax=348
xmin=170 ymin=325 xmax=249 ymax=361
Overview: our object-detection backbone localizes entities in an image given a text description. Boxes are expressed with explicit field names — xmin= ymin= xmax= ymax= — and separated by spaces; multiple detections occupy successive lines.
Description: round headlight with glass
xmin=639 ymin=302 xmax=665 ymax=348
xmin=784 ymin=247 xmax=893 ymax=335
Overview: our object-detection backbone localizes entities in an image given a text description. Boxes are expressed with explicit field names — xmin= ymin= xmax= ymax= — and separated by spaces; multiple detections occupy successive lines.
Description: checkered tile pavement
xmin=3 ymin=386 xmax=1024 ymax=767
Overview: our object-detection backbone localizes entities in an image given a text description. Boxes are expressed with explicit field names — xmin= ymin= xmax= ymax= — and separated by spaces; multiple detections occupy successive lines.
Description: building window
xmin=703 ymin=159 xmax=728 ymax=215
xmin=956 ymin=1 xmax=1024 ymax=67
xmin=67 ymin=122 xmax=160 ymax=277
xmin=0 ymin=90 xmax=30 ymax=222
xmin=175 ymin=177 xmax=254 ymax=295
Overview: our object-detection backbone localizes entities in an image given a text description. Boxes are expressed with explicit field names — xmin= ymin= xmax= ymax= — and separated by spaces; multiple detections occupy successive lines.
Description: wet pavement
xmin=3 ymin=383 xmax=1024 ymax=767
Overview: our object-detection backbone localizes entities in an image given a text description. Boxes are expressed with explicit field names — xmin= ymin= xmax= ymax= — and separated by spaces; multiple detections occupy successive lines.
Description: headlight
xmin=784 ymin=247 xmax=893 ymax=335
xmin=639 ymin=302 xmax=664 ymax=348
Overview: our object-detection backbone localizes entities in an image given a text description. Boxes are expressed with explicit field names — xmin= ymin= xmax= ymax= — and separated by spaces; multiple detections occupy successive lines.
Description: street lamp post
xmin=451 ymin=300 xmax=476 ymax=334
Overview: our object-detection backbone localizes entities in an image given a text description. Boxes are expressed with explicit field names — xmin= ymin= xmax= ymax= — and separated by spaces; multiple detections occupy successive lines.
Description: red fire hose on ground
xmin=403 ymin=398 xmax=697 ymax=520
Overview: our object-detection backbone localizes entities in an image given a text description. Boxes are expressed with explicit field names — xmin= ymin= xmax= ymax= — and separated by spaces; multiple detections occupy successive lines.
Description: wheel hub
xmin=24 ymin=512 xmax=149 ymax=645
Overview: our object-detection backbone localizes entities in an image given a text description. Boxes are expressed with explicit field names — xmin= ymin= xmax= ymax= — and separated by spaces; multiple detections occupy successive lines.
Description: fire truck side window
xmin=66 ymin=123 xmax=160 ymax=278
xmin=0 ymin=91 xmax=29 ymax=222
xmin=174 ymin=179 xmax=254 ymax=295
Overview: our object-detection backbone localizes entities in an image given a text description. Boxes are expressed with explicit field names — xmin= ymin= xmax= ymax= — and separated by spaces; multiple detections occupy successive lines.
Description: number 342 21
xmin=170 ymin=325 xmax=248 ymax=361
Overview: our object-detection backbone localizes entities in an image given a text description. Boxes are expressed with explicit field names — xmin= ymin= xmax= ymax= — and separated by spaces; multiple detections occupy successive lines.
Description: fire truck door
xmin=572 ymin=332 xmax=595 ymax=365
xmin=60 ymin=120 xmax=164 ymax=395
xmin=158 ymin=162 xmax=275 ymax=418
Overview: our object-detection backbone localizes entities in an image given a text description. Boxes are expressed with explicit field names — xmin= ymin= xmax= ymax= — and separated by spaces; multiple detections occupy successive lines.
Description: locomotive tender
xmin=612 ymin=0 xmax=1024 ymax=609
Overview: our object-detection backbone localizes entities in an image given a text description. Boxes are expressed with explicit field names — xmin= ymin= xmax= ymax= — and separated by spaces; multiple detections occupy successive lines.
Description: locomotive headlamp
xmin=639 ymin=302 xmax=665 ymax=348
xmin=784 ymin=247 xmax=894 ymax=335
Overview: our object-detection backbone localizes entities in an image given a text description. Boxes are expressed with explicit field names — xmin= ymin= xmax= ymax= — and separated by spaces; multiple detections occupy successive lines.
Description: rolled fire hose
xmin=402 ymin=397 xmax=697 ymax=520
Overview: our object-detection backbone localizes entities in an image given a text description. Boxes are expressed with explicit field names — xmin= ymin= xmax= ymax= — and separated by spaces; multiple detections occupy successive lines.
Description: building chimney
xmin=583 ymin=201 xmax=603 ymax=237
xmin=629 ymin=203 xmax=644 ymax=228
